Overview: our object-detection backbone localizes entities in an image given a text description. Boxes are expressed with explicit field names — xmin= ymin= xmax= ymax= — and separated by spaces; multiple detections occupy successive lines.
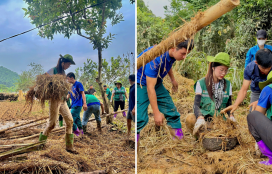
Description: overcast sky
xmin=142 ymin=0 xmax=171 ymax=18
xmin=0 ymin=0 xmax=135 ymax=75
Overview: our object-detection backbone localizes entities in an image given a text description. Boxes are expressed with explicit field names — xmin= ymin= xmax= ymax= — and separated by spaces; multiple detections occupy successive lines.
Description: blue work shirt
xmin=257 ymin=86 xmax=272 ymax=109
xmin=137 ymin=46 xmax=176 ymax=86
xmin=244 ymin=61 xmax=272 ymax=92
xmin=129 ymin=83 xmax=135 ymax=111
xmin=245 ymin=44 xmax=272 ymax=68
xmin=69 ymin=81 xmax=85 ymax=108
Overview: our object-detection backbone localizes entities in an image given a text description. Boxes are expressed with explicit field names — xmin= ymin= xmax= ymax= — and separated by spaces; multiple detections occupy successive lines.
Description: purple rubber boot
xmin=122 ymin=111 xmax=126 ymax=117
xmin=114 ymin=114 xmax=117 ymax=119
xmin=172 ymin=128 xmax=184 ymax=140
xmin=137 ymin=134 xmax=140 ymax=142
xmin=73 ymin=128 xmax=80 ymax=137
xmin=79 ymin=129 xmax=84 ymax=135
xmin=257 ymin=140 xmax=272 ymax=165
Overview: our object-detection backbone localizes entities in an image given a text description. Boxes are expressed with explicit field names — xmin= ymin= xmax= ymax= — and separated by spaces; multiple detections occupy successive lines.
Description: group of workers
xmin=37 ymin=54 xmax=135 ymax=154
xmin=137 ymin=29 xmax=272 ymax=165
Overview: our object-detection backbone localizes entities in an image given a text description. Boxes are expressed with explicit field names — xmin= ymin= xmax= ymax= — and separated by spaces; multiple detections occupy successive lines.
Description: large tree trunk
xmin=97 ymin=46 xmax=111 ymax=124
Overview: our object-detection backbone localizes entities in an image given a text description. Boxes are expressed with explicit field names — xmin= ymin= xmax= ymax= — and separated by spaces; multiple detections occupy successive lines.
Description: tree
xmin=23 ymin=0 xmax=124 ymax=121
xmin=137 ymin=0 xmax=172 ymax=54
xmin=76 ymin=55 xmax=131 ymax=93
xmin=16 ymin=63 xmax=44 ymax=92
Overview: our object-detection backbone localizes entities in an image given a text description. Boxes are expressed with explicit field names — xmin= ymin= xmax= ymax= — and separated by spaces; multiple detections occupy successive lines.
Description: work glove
xmin=110 ymin=99 xmax=112 ymax=102
xmin=127 ymin=98 xmax=129 ymax=102
xmin=193 ymin=118 xmax=206 ymax=135
xmin=229 ymin=115 xmax=236 ymax=122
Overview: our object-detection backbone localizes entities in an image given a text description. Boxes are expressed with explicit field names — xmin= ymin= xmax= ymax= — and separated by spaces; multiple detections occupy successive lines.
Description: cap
xmin=257 ymin=30 xmax=267 ymax=39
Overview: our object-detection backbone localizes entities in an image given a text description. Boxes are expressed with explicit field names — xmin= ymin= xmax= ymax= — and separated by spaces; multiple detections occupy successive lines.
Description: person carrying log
xmin=110 ymin=81 xmax=128 ymax=119
xmin=244 ymin=30 xmax=272 ymax=68
xmin=82 ymin=92 xmax=105 ymax=134
xmin=221 ymin=49 xmax=272 ymax=114
xmin=127 ymin=74 xmax=135 ymax=138
xmin=104 ymin=85 xmax=113 ymax=108
xmin=38 ymin=54 xmax=76 ymax=153
xmin=66 ymin=72 xmax=87 ymax=137
xmin=247 ymin=71 xmax=272 ymax=165
xmin=136 ymin=40 xmax=194 ymax=143
xmin=185 ymin=53 xmax=235 ymax=136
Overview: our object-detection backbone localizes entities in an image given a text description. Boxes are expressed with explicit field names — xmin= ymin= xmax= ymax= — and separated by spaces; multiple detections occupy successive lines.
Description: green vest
xmin=114 ymin=87 xmax=126 ymax=101
xmin=53 ymin=67 xmax=58 ymax=75
xmin=194 ymin=78 xmax=230 ymax=117
xmin=265 ymin=84 xmax=272 ymax=121
xmin=86 ymin=94 xmax=100 ymax=104
xmin=106 ymin=88 xmax=112 ymax=100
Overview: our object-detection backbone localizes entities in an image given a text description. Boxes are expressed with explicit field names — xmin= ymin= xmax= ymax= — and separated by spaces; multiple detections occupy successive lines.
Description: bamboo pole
xmin=0 ymin=116 xmax=48 ymax=134
xmin=137 ymin=0 xmax=240 ymax=69
xmin=5 ymin=109 xmax=128 ymax=141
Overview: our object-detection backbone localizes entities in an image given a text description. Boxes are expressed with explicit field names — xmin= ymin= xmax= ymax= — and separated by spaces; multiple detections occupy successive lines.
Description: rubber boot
xmin=79 ymin=129 xmax=84 ymax=135
xmin=59 ymin=120 xmax=63 ymax=127
xmin=114 ymin=114 xmax=117 ymax=119
xmin=73 ymin=127 xmax=80 ymax=137
xmin=65 ymin=133 xmax=78 ymax=154
xmin=97 ymin=121 xmax=102 ymax=132
xmin=172 ymin=128 xmax=184 ymax=140
xmin=122 ymin=111 xmax=126 ymax=117
xmin=82 ymin=125 xmax=87 ymax=134
xmin=39 ymin=132 xmax=47 ymax=142
xmin=257 ymin=140 xmax=272 ymax=165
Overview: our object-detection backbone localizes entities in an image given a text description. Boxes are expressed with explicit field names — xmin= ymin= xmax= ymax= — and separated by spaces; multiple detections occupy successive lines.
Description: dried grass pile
xmin=138 ymin=70 xmax=272 ymax=173
xmin=25 ymin=74 xmax=71 ymax=108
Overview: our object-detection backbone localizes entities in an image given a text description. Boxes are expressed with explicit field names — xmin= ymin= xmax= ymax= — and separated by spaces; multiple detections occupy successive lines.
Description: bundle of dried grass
xmin=25 ymin=74 xmax=72 ymax=109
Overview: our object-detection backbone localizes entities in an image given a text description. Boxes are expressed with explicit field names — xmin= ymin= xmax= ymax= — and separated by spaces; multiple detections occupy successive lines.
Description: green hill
xmin=0 ymin=66 xmax=19 ymax=87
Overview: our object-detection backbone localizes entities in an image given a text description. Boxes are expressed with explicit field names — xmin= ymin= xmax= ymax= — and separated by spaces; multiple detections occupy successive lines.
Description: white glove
xmin=110 ymin=99 xmax=112 ymax=102
xmin=193 ymin=118 xmax=206 ymax=135
xmin=229 ymin=116 xmax=236 ymax=122
xmin=127 ymin=98 xmax=129 ymax=102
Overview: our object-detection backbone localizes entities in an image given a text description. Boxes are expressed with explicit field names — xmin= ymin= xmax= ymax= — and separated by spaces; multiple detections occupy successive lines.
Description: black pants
xmin=247 ymin=111 xmax=272 ymax=150
xmin=59 ymin=114 xmax=63 ymax=121
xmin=114 ymin=101 xmax=125 ymax=112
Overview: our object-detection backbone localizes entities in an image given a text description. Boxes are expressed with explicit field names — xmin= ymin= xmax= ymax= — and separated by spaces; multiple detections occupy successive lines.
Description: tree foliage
xmin=75 ymin=54 xmax=131 ymax=94
xmin=16 ymin=63 xmax=44 ymax=92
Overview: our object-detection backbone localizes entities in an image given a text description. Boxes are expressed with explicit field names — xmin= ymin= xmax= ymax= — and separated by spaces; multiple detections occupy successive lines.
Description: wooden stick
xmin=5 ymin=120 xmax=47 ymax=135
xmin=0 ymin=116 xmax=48 ymax=134
xmin=0 ymin=143 xmax=33 ymax=147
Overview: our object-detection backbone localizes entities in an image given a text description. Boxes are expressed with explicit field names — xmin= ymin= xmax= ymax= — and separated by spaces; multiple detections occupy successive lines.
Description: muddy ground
xmin=137 ymin=72 xmax=272 ymax=174
xmin=0 ymin=100 xmax=135 ymax=174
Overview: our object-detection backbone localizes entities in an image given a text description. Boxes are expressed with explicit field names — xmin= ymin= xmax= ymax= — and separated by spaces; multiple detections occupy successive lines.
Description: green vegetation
xmin=0 ymin=66 xmax=19 ymax=87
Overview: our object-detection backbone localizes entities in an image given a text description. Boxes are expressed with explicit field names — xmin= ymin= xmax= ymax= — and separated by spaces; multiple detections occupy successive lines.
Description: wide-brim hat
xmin=207 ymin=52 xmax=230 ymax=67
xmin=115 ymin=81 xmax=122 ymax=86
xmin=60 ymin=54 xmax=75 ymax=65
xmin=259 ymin=71 xmax=272 ymax=90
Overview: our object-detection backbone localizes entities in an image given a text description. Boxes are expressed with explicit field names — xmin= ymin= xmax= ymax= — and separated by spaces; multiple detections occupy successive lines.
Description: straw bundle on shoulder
xmin=25 ymin=74 xmax=72 ymax=108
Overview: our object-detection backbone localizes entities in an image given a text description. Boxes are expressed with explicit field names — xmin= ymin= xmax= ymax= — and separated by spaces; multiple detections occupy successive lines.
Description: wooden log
xmin=5 ymin=109 xmax=128 ymax=141
xmin=0 ymin=116 xmax=48 ymax=134
xmin=0 ymin=141 xmax=46 ymax=160
xmin=137 ymin=0 xmax=240 ymax=69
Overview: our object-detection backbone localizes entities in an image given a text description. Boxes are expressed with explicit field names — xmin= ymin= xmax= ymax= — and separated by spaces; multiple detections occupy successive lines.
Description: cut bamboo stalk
xmin=0 ymin=141 xmax=46 ymax=160
xmin=137 ymin=0 xmax=240 ymax=69
xmin=0 ymin=116 xmax=48 ymax=134
xmin=5 ymin=120 xmax=47 ymax=135
xmin=0 ymin=143 xmax=33 ymax=147
xmin=5 ymin=109 xmax=128 ymax=141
